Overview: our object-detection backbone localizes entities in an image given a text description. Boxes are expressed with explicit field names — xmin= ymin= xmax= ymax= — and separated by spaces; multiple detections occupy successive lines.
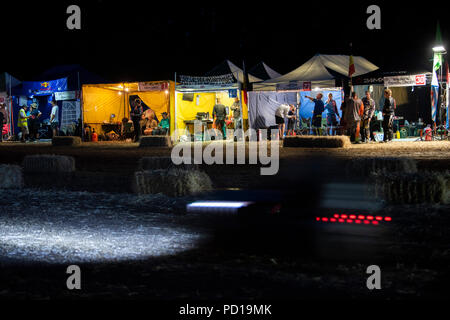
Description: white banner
xmin=55 ymin=91 xmax=78 ymax=101
xmin=138 ymin=82 xmax=169 ymax=92
xmin=384 ymin=74 xmax=427 ymax=87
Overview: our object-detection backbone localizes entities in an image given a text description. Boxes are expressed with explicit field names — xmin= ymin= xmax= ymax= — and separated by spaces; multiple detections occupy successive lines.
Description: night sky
xmin=1 ymin=0 xmax=448 ymax=82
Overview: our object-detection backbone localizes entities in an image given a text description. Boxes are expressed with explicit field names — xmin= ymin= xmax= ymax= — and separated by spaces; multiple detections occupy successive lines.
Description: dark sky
xmin=1 ymin=0 xmax=448 ymax=82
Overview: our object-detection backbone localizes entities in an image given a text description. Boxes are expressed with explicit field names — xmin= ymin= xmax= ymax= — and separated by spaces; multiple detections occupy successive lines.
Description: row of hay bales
xmin=51 ymin=135 xmax=173 ymax=148
xmin=134 ymin=156 xmax=212 ymax=197
xmin=0 ymin=154 xmax=76 ymax=189
xmin=283 ymin=136 xmax=350 ymax=148
xmin=346 ymin=157 xmax=449 ymax=204
xmin=1 ymin=154 xmax=212 ymax=198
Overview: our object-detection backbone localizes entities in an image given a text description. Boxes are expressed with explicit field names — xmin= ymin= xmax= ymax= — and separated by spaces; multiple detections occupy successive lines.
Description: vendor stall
xmin=174 ymin=73 xmax=249 ymax=141
xmin=353 ymin=71 xmax=433 ymax=138
xmin=81 ymin=81 xmax=175 ymax=140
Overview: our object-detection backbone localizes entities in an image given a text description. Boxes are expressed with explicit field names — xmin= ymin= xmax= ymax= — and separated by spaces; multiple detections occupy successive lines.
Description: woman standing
xmin=28 ymin=103 xmax=42 ymax=142
xmin=324 ymin=93 xmax=340 ymax=135
xmin=130 ymin=98 xmax=143 ymax=142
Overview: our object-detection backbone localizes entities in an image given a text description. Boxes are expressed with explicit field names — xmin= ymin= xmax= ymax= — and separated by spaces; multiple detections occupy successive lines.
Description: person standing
xmin=50 ymin=100 xmax=59 ymax=138
xmin=230 ymin=97 xmax=242 ymax=131
xmin=286 ymin=104 xmax=297 ymax=136
xmin=0 ymin=105 xmax=4 ymax=142
xmin=17 ymin=105 xmax=30 ymax=142
xmin=305 ymin=93 xmax=325 ymax=135
xmin=212 ymin=98 xmax=227 ymax=139
xmin=361 ymin=91 xmax=376 ymax=143
xmin=382 ymin=89 xmax=396 ymax=143
xmin=28 ymin=103 xmax=42 ymax=142
xmin=275 ymin=103 xmax=295 ymax=139
xmin=346 ymin=92 xmax=364 ymax=143
xmin=130 ymin=98 xmax=143 ymax=142
xmin=324 ymin=93 xmax=340 ymax=135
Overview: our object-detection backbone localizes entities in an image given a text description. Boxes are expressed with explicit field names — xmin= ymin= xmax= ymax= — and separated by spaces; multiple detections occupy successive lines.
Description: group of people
xmin=130 ymin=98 xmax=170 ymax=142
xmin=16 ymin=100 xmax=59 ymax=143
xmin=340 ymin=89 xmax=396 ymax=143
xmin=275 ymin=88 xmax=396 ymax=143
xmin=211 ymin=97 xmax=242 ymax=139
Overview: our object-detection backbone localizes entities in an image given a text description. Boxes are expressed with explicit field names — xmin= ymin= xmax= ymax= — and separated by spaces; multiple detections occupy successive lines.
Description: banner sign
xmin=276 ymin=81 xmax=310 ymax=91
xmin=179 ymin=74 xmax=235 ymax=86
xmin=17 ymin=77 xmax=68 ymax=96
xmin=54 ymin=90 xmax=78 ymax=101
xmin=384 ymin=74 xmax=427 ymax=87
xmin=138 ymin=82 xmax=169 ymax=92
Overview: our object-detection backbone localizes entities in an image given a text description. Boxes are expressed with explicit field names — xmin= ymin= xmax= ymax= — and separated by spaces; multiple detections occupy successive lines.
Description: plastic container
xmin=91 ymin=129 xmax=98 ymax=142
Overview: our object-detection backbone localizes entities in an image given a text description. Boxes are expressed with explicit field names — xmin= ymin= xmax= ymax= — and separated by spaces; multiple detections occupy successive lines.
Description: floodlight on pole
xmin=433 ymin=45 xmax=446 ymax=54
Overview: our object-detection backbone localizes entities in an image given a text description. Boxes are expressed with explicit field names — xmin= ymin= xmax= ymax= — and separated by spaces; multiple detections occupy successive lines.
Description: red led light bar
xmin=315 ymin=214 xmax=392 ymax=225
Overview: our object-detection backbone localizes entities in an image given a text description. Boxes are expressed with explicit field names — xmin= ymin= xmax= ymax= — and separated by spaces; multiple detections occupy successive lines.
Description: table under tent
xmin=353 ymin=71 xmax=433 ymax=139
xmin=81 ymin=81 xmax=175 ymax=141
xmin=249 ymin=54 xmax=379 ymax=136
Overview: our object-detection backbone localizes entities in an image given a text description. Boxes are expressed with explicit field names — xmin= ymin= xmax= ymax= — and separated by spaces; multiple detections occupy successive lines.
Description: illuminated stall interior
xmin=174 ymin=85 xmax=249 ymax=141
xmin=82 ymin=81 xmax=175 ymax=138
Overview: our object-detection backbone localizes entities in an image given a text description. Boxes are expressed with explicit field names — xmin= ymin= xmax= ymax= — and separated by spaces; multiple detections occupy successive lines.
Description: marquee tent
xmin=256 ymin=54 xmax=379 ymax=90
xmin=82 ymin=81 xmax=175 ymax=136
xmin=249 ymin=62 xmax=282 ymax=80
xmin=205 ymin=60 xmax=263 ymax=83
xmin=248 ymin=89 xmax=342 ymax=131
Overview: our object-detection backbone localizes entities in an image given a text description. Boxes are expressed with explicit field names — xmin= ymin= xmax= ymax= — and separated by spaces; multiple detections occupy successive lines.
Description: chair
xmin=299 ymin=117 xmax=311 ymax=135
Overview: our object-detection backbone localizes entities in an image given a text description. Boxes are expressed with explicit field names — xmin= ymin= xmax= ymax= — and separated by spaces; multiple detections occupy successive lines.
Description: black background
xmin=0 ymin=0 xmax=448 ymax=81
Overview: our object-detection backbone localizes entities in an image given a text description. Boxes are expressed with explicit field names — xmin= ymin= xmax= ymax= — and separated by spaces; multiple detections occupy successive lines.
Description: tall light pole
xmin=432 ymin=45 xmax=447 ymax=125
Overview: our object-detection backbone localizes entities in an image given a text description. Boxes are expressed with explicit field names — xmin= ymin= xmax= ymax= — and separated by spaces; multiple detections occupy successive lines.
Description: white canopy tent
xmin=249 ymin=62 xmax=282 ymax=80
xmin=254 ymin=54 xmax=379 ymax=90
xmin=205 ymin=60 xmax=263 ymax=84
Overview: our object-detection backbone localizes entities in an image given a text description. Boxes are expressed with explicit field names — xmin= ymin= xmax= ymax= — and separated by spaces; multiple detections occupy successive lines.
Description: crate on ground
xmin=0 ymin=164 xmax=23 ymax=189
xmin=283 ymin=135 xmax=350 ymax=148
xmin=139 ymin=135 xmax=172 ymax=148
xmin=22 ymin=154 xmax=76 ymax=173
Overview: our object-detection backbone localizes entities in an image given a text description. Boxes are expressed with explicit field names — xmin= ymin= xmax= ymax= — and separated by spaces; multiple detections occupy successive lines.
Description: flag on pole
xmin=242 ymin=60 xmax=249 ymax=105
xmin=431 ymin=68 xmax=439 ymax=123
xmin=446 ymin=61 xmax=449 ymax=129
xmin=348 ymin=55 xmax=355 ymax=77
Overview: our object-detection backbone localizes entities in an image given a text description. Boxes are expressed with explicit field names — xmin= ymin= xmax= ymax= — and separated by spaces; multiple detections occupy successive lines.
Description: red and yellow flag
xmin=348 ymin=55 xmax=355 ymax=77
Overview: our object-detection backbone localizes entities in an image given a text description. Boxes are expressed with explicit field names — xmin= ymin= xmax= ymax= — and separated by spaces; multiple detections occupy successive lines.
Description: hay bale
xmin=0 ymin=165 xmax=23 ymax=189
xmin=134 ymin=168 xmax=212 ymax=197
xmin=139 ymin=136 xmax=172 ymax=148
xmin=52 ymin=136 xmax=82 ymax=147
xmin=138 ymin=156 xmax=199 ymax=171
xmin=373 ymin=171 xmax=450 ymax=204
xmin=347 ymin=157 xmax=418 ymax=177
xmin=283 ymin=135 xmax=350 ymax=148
xmin=22 ymin=154 xmax=76 ymax=173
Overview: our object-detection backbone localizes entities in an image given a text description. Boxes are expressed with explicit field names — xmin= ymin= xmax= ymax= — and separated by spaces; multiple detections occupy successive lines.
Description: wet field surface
xmin=0 ymin=141 xmax=449 ymax=299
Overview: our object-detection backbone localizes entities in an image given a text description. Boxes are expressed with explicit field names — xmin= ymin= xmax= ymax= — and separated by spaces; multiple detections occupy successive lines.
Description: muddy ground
xmin=0 ymin=140 xmax=449 ymax=300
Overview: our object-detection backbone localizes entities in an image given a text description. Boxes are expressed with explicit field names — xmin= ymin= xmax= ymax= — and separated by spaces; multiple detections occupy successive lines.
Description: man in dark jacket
xmin=361 ymin=91 xmax=376 ymax=143
xmin=130 ymin=98 xmax=143 ymax=142
xmin=212 ymin=98 xmax=227 ymax=139
xmin=345 ymin=92 xmax=364 ymax=142
xmin=382 ymin=89 xmax=396 ymax=143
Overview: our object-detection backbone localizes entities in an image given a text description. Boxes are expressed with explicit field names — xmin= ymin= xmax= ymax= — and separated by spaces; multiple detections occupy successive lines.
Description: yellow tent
xmin=174 ymin=88 xmax=249 ymax=140
xmin=82 ymin=81 xmax=175 ymax=136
